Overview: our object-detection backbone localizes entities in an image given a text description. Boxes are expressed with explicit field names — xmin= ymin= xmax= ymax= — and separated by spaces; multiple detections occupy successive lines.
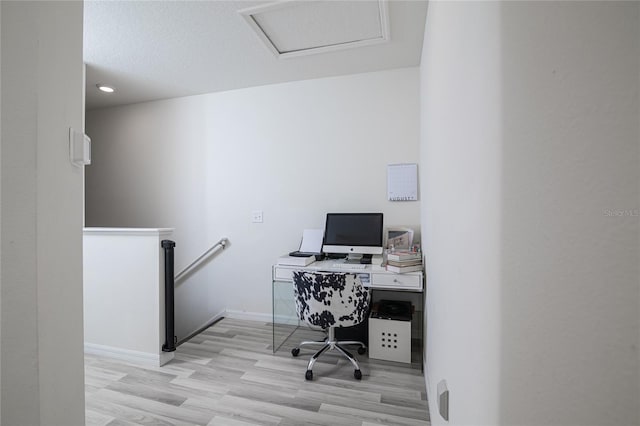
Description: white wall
xmin=0 ymin=3 xmax=3 ymax=420
xmin=421 ymin=2 xmax=639 ymax=425
xmin=499 ymin=3 xmax=639 ymax=424
xmin=84 ymin=228 xmax=174 ymax=366
xmin=1 ymin=1 xmax=85 ymax=425
xmin=86 ymin=68 xmax=421 ymax=340
xmin=420 ymin=2 xmax=503 ymax=424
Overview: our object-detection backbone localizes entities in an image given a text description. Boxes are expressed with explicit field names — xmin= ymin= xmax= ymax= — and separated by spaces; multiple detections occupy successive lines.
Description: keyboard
xmin=331 ymin=263 xmax=367 ymax=270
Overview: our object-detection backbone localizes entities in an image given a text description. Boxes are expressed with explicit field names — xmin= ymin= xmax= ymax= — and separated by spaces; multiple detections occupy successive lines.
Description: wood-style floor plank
xmin=85 ymin=318 xmax=430 ymax=426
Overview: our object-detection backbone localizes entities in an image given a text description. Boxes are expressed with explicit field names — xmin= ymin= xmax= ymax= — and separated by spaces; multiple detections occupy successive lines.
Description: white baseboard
xmin=84 ymin=342 xmax=174 ymax=366
xmin=224 ymin=309 xmax=272 ymax=323
xmin=273 ymin=314 xmax=299 ymax=326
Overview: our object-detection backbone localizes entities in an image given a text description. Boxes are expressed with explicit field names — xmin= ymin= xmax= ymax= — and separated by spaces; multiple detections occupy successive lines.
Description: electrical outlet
xmin=437 ymin=379 xmax=449 ymax=421
xmin=252 ymin=210 xmax=263 ymax=223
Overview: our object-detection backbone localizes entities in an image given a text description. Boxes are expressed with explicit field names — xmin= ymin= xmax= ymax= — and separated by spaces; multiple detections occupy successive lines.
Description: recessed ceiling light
xmin=96 ymin=84 xmax=115 ymax=93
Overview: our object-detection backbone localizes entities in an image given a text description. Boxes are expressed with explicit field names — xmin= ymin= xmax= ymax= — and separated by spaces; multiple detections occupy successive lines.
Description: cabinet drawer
xmin=371 ymin=272 xmax=422 ymax=290
xmin=273 ymin=266 xmax=295 ymax=281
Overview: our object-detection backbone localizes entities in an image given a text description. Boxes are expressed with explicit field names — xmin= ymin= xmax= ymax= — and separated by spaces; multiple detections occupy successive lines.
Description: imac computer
xmin=322 ymin=213 xmax=384 ymax=263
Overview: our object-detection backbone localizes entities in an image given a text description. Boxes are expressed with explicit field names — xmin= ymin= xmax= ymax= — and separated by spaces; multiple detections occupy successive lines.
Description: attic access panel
xmin=239 ymin=0 xmax=390 ymax=59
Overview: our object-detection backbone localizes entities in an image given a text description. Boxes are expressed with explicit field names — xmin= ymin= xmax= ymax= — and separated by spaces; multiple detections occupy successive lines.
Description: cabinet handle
xmin=393 ymin=279 xmax=399 ymax=283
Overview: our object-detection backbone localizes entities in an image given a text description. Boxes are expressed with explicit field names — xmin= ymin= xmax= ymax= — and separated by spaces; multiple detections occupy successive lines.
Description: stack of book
xmin=386 ymin=250 xmax=423 ymax=273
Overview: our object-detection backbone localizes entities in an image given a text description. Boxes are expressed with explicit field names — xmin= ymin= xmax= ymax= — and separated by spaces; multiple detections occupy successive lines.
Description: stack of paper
xmin=277 ymin=229 xmax=324 ymax=267
xmin=298 ymin=229 xmax=324 ymax=253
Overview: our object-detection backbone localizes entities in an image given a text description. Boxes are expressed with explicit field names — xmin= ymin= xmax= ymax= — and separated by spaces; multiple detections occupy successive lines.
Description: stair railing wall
xmin=161 ymin=237 xmax=229 ymax=352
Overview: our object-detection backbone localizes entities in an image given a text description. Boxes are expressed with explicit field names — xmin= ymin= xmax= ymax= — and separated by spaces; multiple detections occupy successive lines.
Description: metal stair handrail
xmin=174 ymin=237 xmax=229 ymax=284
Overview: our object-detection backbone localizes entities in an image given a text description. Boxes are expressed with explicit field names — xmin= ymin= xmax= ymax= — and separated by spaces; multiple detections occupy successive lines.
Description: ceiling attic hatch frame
xmin=239 ymin=0 xmax=390 ymax=59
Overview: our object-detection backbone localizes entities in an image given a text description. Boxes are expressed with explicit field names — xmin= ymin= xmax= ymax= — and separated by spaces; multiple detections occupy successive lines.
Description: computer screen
xmin=322 ymin=213 xmax=384 ymax=256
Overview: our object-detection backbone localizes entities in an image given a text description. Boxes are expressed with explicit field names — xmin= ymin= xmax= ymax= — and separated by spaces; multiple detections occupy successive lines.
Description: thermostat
xmin=69 ymin=127 xmax=91 ymax=167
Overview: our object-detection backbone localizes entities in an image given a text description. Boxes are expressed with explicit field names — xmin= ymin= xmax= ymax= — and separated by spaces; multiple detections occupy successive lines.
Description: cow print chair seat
xmin=291 ymin=271 xmax=370 ymax=380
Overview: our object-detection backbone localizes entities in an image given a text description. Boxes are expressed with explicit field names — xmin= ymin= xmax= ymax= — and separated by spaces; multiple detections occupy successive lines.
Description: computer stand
xmin=345 ymin=254 xmax=372 ymax=264
xmin=326 ymin=253 xmax=347 ymax=260
xmin=325 ymin=253 xmax=372 ymax=264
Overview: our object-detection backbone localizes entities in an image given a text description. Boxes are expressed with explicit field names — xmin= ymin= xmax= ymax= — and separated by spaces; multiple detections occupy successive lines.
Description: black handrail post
xmin=161 ymin=240 xmax=177 ymax=352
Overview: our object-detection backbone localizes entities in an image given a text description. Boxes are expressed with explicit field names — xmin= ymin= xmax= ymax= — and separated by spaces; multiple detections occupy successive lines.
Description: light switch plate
xmin=252 ymin=210 xmax=263 ymax=223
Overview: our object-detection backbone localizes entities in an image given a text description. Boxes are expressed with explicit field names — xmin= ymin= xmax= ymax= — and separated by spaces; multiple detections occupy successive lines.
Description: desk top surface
xmin=274 ymin=259 xmax=423 ymax=291
xmin=274 ymin=259 xmax=423 ymax=276
xmin=276 ymin=259 xmax=375 ymax=272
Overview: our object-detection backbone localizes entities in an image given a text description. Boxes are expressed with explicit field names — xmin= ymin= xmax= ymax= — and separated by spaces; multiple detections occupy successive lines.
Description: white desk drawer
xmin=273 ymin=266 xmax=294 ymax=281
xmin=371 ymin=272 xmax=422 ymax=290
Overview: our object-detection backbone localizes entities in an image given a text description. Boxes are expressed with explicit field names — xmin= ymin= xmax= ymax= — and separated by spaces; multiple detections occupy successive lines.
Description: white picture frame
xmin=385 ymin=227 xmax=414 ymax=251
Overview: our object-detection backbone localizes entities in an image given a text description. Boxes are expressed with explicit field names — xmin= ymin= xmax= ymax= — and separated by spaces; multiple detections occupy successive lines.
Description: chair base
xmin=292 ymin=327 xmax=366 ymax=380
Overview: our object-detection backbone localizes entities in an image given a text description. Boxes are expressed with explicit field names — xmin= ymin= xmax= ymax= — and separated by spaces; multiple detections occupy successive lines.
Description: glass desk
xmin=271 ymin=260 xmax=424 ymax=366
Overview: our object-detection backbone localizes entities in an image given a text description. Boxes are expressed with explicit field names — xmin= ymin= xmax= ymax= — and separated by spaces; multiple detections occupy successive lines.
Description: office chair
xmin=291 ymin=271 xmax=370 ymax=380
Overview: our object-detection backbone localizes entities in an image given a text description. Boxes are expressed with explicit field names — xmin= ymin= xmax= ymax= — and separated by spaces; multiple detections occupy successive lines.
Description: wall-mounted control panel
xmin=69 ymin=127 xmax=91 ymax=167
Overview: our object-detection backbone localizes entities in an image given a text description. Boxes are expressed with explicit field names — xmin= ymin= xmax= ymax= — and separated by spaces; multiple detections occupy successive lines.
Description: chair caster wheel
xmin=291 ymin=348 xmax=300 ymax=357
xmin=354 ymin=369 xmax=362 ymax=380
xmin=357 ymin=347 xmax=366 ymax=355
xmin=305 ymin=370 xmax=313 ymax=381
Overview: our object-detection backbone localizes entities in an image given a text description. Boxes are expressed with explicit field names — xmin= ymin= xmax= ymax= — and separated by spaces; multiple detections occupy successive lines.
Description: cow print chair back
xmin=293 ymin=271 xmax=369 ymax=329
xmin=291 ymin=271 xmax=370 ymax=381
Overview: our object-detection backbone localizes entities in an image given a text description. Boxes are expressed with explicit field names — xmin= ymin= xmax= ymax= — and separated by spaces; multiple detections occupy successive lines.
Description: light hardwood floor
xmin=85 ymin=318 xmax=430 ymax=426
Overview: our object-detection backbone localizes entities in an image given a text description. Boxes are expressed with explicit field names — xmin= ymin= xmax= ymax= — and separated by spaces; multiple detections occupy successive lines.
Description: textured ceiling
xmin=245 ymin=1 xmax=386 ymax=54
xmin=84 ymin=0 xmax=428 ymax=110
